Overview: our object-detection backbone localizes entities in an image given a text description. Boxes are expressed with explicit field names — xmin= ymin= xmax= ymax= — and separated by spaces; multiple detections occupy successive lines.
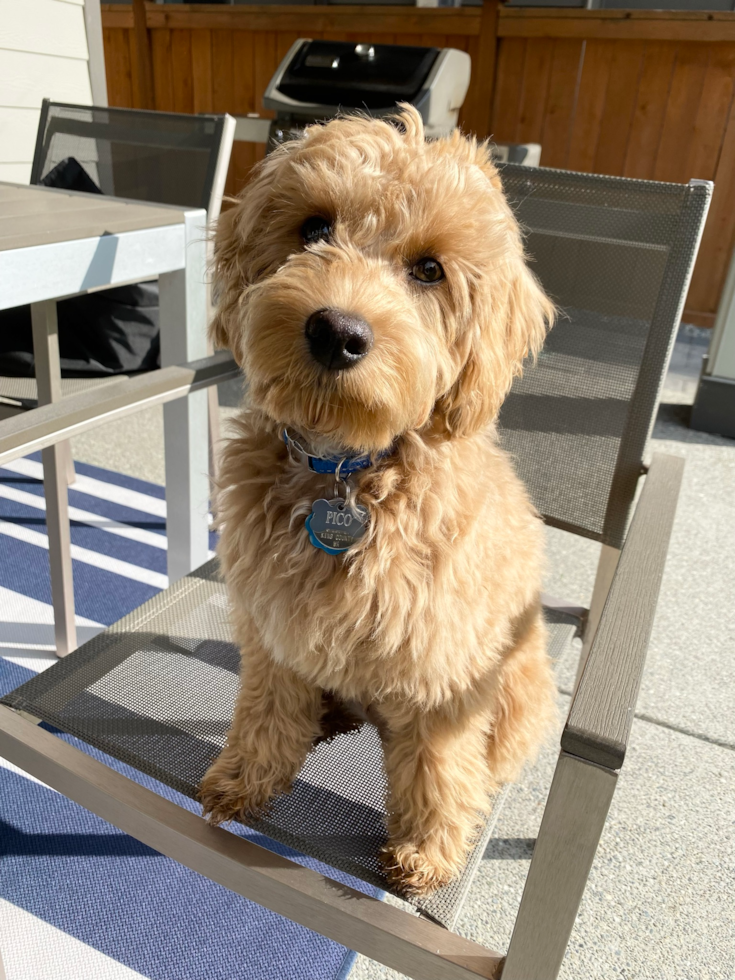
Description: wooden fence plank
xmin=566 ymin=40 xmax=612 ymax=173
xmin=593 ymin=41 xmax=644 ymax=176
xmin=277 ymin=31 xmax=300 ymax=63
xmin=461 ymin=0 xmax=499 ymax=139
xmin=540 ymin=38 xmax=584 ymax=169
xmin=191 ymin=28 xmax=213 ymax=114
xmin=499 ymin=7 xmax=735 ymax=21
xmin=498 ymin=11 xmax=735 ymax=43
xmin=686 ymin=44 xmax=735 ymax=182
xmin=171 ymin=28 xmax=194 ymax=115
xmin=516 ymin=37 xmax=554 ymax=145
xmin=446 ymin=33 xmax=469 ymax=51
xmin=491 ymin=38 xmax=527 ymax=143
xmin=142 ymin=7 xmax=482 ymax=37
xmin=233 ymin=30 xmax=256 ymax=115
xmin=622 ymin=41 xmax=677 ymax=180
xmin=127 ymin=28 xmax=143 ymax=109
xmin=686 ymin=97 xmax=735 ymax=318
xmin=212 ymin=29 xmax=235 ymax=114
xmin=132 ymin=0 xmax=155 ymax=109
xmin=151 ymin=29 xmax=174 ymax=112
xmin=654 ymin=43 xmax=710 ymax=183
xmin=103 ymin=27 xmax=133 ymax=108
xmin=254 ymin=32 xmax=277 ymax=120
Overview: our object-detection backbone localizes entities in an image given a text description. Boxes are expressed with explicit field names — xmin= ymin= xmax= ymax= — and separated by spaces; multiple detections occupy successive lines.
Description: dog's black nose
xmin=305 ymin=309 xmax=373 ymax=370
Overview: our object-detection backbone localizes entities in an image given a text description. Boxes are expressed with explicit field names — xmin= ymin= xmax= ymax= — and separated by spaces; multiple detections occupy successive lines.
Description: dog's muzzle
xmin=305 ymin=309 xmax=373 ymax=371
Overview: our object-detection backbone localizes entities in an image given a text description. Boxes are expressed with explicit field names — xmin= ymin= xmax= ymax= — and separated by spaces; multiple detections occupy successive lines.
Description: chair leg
xmin=64 ymin=442 xmax=76 ymax=485
xmin=30 ymin=301 xmax=77 ymax=656
xmin=502 ymin=752 xmax=617 ymax=980
xmin=574 ymin=544 xmax=620 ymax=691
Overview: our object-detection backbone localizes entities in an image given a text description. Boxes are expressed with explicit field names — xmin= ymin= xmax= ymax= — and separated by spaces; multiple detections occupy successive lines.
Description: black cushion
xmin=0 ymin=157 xmax=160 ymax=378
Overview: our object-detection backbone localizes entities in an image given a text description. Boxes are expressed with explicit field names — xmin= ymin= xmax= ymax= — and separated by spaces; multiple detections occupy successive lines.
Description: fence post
xmin=132 ymin=0 xmax=155 ymax=110
xmin=464 ymin=0 xmax=500 ymax=140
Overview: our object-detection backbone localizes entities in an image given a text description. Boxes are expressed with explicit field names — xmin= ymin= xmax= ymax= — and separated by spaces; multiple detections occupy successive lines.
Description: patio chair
xmin=0 ymin=166 xmax=711 ymax=979
xmin=0 ymin=100 xmax=236 ymax=464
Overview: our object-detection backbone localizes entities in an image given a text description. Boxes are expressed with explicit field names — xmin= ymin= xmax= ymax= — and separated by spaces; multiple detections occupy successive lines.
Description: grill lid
xmin=276 ymin=40 xmax=439 ymax=109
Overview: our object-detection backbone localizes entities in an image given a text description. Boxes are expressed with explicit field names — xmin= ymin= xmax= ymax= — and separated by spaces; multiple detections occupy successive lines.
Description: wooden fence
xmin=101 ymin=3 xmax=735 ymax=326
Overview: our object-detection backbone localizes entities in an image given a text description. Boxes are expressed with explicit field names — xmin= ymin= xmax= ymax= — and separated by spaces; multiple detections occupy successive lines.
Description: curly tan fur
xmin=199 ymin=106 xmax=557 ymax=896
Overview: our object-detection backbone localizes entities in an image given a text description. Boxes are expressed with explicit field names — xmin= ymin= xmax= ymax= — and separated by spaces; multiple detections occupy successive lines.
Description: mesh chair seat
xmin=1 ymin=557 xmax=577 ymax=930
xmin=499 ymin=307 xmax=646 ymax=541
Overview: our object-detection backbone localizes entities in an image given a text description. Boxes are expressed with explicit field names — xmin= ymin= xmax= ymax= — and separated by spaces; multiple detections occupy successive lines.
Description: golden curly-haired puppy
xmin=199 ymin=105 xmax=557 ymax=896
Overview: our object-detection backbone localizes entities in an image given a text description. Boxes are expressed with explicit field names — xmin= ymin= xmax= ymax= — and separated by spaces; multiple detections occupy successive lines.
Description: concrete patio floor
xmin=70 ymin=324 xmax=735 ymax=980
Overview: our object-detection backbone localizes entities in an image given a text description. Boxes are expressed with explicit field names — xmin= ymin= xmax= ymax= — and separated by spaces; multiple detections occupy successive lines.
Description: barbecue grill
xmin=262 ymin=38 xmax=471 ymax=150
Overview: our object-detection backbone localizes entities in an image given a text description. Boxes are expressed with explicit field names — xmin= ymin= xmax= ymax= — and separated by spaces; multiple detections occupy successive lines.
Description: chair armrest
xmin=561 ymin=453 xmax=684 ymax=770
xmin=0 ymin=351 xmax=239 ymax=467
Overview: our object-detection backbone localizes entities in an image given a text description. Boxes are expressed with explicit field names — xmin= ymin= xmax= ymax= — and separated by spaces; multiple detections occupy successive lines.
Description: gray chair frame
xmin=0 ymin=357 xmax=683 ymax=980
xmin=0 ymin=162 xmax=708 ymax=977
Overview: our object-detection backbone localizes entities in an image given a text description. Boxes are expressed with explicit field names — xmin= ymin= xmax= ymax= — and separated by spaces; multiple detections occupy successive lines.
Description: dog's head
xmin=212 ymin=106 xmax=552 ymax=453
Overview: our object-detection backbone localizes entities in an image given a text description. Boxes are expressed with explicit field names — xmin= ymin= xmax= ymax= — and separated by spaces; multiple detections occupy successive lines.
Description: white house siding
xmin=0 ymin=0 xmax=94 ymax=183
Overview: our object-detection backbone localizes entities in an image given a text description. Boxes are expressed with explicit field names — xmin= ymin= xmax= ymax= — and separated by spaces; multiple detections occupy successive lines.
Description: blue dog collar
xmin=283 ymin=429 xmax=389 ymax=477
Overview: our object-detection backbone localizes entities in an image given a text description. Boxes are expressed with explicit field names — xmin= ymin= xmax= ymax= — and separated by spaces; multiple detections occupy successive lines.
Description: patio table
xmin=0 ymin=181 xmax=209 ymax=656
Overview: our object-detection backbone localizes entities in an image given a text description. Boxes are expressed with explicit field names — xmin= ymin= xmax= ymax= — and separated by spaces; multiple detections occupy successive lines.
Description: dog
xmin=199 ymin=105 xmax=557 ymax=897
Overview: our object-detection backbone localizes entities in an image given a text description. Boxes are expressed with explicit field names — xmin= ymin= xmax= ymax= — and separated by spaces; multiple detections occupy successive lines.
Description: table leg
xmin=205 ymin=237 xmax=222 ymax=482
xmin=207 ymin=353 xmax=222 ymax=483
xmin=159 ymin=210 xmax=210 ymax=583
xmin=30 ymin=301 xmax=77 ymax=656
xmin=65 ymin=445 xmax=77 ymax=485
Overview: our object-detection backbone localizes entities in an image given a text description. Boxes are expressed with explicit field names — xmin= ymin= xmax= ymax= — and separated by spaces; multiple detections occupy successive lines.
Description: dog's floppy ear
xmin=208 ymin=147 xmax=293 ymax=356
xmin=435 ymin=259 xmax=553 ymax=438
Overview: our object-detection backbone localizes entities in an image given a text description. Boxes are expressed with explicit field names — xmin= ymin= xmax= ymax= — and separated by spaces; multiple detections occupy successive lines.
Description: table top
xmin=0 ymin=182 xmax=189 ymax=253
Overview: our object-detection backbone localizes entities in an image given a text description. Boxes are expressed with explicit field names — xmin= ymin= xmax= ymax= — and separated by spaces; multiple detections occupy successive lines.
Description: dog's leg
xmin=199 ymin=637 xmax=323 ymax=825
xmin=485 ymin=611 xmax=557 ymax=785
xmin=377 ymin=702 xmax=493 ymax=897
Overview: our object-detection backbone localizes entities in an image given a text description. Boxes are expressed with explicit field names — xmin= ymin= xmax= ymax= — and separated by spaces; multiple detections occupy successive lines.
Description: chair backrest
xmin=30 ymin=100 xmax=234 ymax=221
xmin=497 ymin=166 xmax=711 ymax=549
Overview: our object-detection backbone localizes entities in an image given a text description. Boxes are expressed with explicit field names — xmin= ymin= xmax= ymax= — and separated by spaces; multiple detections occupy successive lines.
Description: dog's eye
xmin=411 ymin=258 xmax=444 ymax=284
xmin=301 ymin=216 xmax=331 ymax=246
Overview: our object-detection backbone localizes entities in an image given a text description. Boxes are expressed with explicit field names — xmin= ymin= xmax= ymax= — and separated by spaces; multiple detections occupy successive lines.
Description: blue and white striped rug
xmin=0 ymin=453 xmax=366 ymax=980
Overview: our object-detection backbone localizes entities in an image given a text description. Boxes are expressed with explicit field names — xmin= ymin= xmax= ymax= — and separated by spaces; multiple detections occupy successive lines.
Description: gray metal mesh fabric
xmin=2 ymin=558 xmax=577 ymax=930
xmin=498 ymin=167 xmax=711 ymax=547
xmin=31 ymin=101 xmax=225 ymax=210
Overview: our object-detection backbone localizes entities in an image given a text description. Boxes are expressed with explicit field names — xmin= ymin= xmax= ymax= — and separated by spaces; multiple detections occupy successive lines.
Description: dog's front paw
xmin=199 ymin=748 xmax=294 ymax=826
xmin=380 ymin=839 xmax=465 ymax=897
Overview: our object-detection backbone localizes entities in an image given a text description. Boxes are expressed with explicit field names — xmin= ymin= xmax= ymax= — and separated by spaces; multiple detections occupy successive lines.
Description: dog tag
xmin=306 ymin=497 xmax=368 ymax=555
